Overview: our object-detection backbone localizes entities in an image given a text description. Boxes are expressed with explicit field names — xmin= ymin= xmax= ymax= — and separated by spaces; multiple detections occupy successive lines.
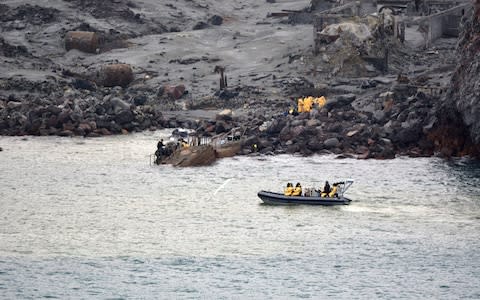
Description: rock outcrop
xmin=431 ymin=3 xmax=480 ymax=157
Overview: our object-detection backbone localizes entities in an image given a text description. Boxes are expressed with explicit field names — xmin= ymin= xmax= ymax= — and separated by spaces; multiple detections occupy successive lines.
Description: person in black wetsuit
xmin=155 ymin=139 xmax=165 ymax=164
xmin=321 ymin=181 xmax=331 ymax=197
xmin=157 ymin=139 xmax=164 ymax=150
xmin=323 ymin=181 xmax=331 ymax=194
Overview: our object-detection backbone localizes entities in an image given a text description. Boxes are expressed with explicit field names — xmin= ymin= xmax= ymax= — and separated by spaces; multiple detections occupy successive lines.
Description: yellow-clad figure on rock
xmin=297 ymin=98 xmax=304 ymax=113
xmin=303 ymin=96 xmax=314 ymax=112
xmin=315 ymin=96 xmax=327 ymax=108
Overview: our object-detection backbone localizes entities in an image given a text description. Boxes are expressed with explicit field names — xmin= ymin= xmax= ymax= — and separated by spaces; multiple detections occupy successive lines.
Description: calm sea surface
xmin=0 ymin=131 xmax=479 ymax=299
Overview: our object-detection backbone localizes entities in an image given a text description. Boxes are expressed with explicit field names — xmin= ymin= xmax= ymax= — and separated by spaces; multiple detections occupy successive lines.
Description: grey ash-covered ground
xmin=0 ymin=0 xmax=478 ymax=158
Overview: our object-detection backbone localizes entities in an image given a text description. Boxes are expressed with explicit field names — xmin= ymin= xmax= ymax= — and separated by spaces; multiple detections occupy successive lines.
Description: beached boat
xmin=152 ymin=126 xmax=246 ymax=167
xmin=161 ymin=144 xmax=216 ymax=167
xmin=258 ymin=180 xmax=354 ymax=205
xmin=211 ymin=127 xmax=245 ymax=158
xmin=214 ymin=139 xmax=242 ymax=158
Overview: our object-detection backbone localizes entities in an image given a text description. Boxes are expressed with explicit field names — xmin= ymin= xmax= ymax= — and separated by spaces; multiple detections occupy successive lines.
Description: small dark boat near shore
xmin=258 ymin=180 xmax=354 ymax=205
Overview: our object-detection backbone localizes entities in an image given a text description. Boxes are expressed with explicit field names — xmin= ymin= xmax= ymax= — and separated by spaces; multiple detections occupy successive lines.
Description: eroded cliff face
xmin=432 ymin=1 xmax=480 ymax=157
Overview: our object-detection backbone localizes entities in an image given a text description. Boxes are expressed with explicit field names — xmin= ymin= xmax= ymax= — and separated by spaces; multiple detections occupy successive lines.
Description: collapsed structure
xmin=1 ymin=0 xmax=478 ymax=159
xmin=311 ymin=0 xmax=470 ymax=74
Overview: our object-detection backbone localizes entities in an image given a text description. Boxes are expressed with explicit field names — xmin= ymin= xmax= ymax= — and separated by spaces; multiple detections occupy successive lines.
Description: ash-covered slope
xmin=0 ymin=0 xmax=312 ymax=136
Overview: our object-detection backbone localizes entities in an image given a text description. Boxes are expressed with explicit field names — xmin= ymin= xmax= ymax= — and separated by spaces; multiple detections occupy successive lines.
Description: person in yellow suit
xmin=297 ymin=98 xmax=304 ymax=113
xmin=329 ymin=183 xmax=338 ymax=198
xmin=284 ymin=183 xmax=294 ymax=196
xmin=180 ymin=138 xmax=190 ymax=148
xmin=316 ymin=96 xmax=326 ymax=108
xmin=303 ymin=96 xmax=314 ymax=112
xmin=291 ymin=182 xmax=302 ymax=196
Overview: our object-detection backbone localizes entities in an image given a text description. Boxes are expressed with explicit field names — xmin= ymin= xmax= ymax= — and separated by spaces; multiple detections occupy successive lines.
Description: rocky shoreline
xmin=1 ymin=0 xmax=479 ymax=159
xmin=0 ymin=73 xmax=444 ymax=159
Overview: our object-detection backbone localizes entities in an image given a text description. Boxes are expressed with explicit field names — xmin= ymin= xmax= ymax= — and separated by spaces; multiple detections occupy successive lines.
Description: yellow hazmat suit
xmin=297 ymin=98 xmax=304 ymax=113
xmin=284 ymin=185 xmax=294 ymax=196
xmin=292 ymin=184 xmax=302 ymax=196
xmin=303 ymin=96 xmax=314 ymax=112
xmin=316 ymin=96 xmax=326 ymax=108
xmin=328 ymin=185 xmax=338 ymax=198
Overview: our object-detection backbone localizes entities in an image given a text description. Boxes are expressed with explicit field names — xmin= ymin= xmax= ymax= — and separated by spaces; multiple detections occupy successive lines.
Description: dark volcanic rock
xmin=64 ymin=0 xmax=143 ymax=23
xmin=0 ymin=4 xmax=59 ymax=26
xmin=114 ymin=110 xmax=134 ymax=125
xmin=0 ymin=38 xmax=31 ymax=58
xmin=133 ymin=94 xmax=147 ymax=106
xmin=193 ymin=21 xmax=208 ymax=30
xmin=325 ymin=94 xmax=355 ymax=110
xmin=266 ymin=118 xmax=286 ymax=134
xmin=215 ymin=89 xmax=239 ymax=100
xmin=323 ymin=137 xmax=340 ymax=149
xmin=428 ymin=5 xmax=480 ymax=157
xmin=72 ymin=78 xmax=96 ymax=91
xmin=209 ymin=15 xmax=223 ymax=26
xmin=444 ymin=7 xmax=480 ymax=144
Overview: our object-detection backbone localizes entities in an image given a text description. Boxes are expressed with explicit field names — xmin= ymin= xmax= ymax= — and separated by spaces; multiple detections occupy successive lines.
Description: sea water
xmin=0 ymin=132 xmax=479 ymax=299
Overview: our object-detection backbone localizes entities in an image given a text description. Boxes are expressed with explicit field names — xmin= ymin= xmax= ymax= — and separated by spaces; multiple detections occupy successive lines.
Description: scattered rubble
xmin=0 ymin=0 xmax=478 ymax=160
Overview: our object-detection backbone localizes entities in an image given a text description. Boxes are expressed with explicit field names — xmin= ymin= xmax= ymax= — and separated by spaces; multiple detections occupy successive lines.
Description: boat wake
xmin=213 ymin=178 xmax=233 ymax=197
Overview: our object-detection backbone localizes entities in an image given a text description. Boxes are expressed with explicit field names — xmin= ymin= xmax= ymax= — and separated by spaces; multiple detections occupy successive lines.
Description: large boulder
xmin=323 ymin=137 xmax=340 ymax=149
xmin=325 ymin=94 xmax=355 ymax=110
xmin=209 ymin=15 xmax=223 ymax=26
xmin=164 ymin=84 xmax=186 ymax=99
xmin=114 ymin=110 xmax=134 ymax=125
xmin=266 ymin=118 xmax=287 ymax=134
xmin=93 ymin=64 xmax=134 ymax=88
xmin=65 ymin=31 xmax=99 ymax=54
xmin=110 ymin=97 xmax=130 ymax=114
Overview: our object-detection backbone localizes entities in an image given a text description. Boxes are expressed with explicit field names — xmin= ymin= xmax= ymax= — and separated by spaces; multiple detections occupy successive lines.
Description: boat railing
xmin=162 ymin=127 xmax=245 ymax=151
xmin=210 ymin=127 xmax=245 ymax=148
xmin=303 ymin=179 xmax=353 ymax=197
xmin=149 ymin=153 xmax=156 ymax=166
xmin=338 ymin=179 xmax=354 ymax=197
